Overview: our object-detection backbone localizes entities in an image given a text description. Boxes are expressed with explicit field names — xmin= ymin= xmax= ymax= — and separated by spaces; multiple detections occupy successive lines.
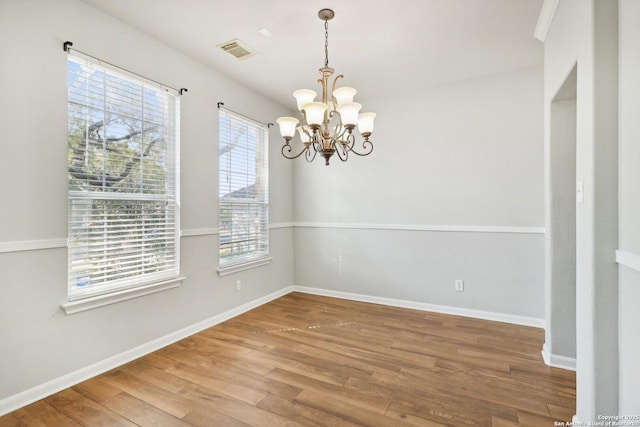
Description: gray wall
xmin=294 ymin=66 xmax=545 ymax=320
xmin=0 ymin=0 xmax=294 ymax=402
xmin=618 ymin=0 xmax=640 ymax=416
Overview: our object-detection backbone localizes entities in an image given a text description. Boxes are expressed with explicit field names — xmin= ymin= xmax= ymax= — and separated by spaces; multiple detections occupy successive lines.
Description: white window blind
xmin=219 ymin=109 xmax=269 ymax=268
xmin=67 ymin=52 xmax=180 ymax=300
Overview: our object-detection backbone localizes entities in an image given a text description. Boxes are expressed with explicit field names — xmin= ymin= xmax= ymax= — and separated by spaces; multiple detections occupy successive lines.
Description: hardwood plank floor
xmin=0 ymin=292 xmax=575 ymax=426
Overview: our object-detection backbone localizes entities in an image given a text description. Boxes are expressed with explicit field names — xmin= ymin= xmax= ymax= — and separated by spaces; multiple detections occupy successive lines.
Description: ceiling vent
xmin=217 ymin=39 xmax=256 ymax=60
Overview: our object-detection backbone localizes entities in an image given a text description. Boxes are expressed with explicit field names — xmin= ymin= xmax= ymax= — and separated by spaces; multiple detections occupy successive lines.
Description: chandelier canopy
xmin=276 ymin=8 xmax=376 ymax=166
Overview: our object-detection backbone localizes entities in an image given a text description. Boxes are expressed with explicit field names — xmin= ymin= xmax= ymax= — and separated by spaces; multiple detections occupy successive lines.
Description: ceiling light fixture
xmin=276 ymin=8 xmax=376 ymax=166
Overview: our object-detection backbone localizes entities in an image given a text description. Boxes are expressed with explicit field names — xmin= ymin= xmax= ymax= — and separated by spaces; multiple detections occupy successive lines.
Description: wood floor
xmin=0 ymin=292 xmax=575 ymax=426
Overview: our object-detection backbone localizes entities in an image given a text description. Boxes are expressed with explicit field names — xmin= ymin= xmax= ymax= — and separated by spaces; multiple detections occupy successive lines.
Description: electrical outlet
xmin=235 ymin=280 xmax=242 ymax=291
xmin=455 ymin=280 xmax=464 ymax=292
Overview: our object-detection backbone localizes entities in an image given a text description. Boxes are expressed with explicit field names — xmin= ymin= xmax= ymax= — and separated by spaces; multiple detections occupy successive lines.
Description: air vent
xmin=217 ymin=39 xmax=256 ymax=60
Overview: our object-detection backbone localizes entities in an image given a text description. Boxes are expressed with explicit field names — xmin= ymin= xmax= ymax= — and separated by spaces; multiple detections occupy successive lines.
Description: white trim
xmin=0 ymin=286 xmax=294 ymax=417
xmin=217 ymin=257 xmax=273 ymax=276
xmin=180 ymin=223 xmax=294 ymax=237
xmin=573 ymin=415 xmax=581 ymax=424
xmin=0 ymin=223 xmax=542 ymax=253
xmin=616 ymin=249 xmax=640 ymax=273
xmin=61 ymin=277 xmax=184 ymax=315
xmin=294 ymin=222 xmax=545 ymax=234
xmin=550 ymin=353 xmax=576 ymax=371
xmin=541 ymin=343 xmax=551 ymax=365
xmin=180 ymin=228 xmax=219 ymax=237
xmin=541 ymin=343 xmax=576 ymax=371
xmin=534 ymin=0 xmax=560 ymax=42
xmin=0 ymin=238 xmax=67 ymax=253
xmin=293 ymin=286 xmax=545 ymax=328
xmin=269 ymin=222 xmax=295 ymax=229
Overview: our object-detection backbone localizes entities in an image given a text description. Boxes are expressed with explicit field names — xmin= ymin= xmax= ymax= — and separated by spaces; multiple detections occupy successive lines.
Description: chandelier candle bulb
xmin=276 ymin=8 xmax=375 ymax=165
xmin=333 ymin=87 xmax=357 ymax=105
xmin=293 ymin=89 xmax=317 ymax=111
xmin=276 ymin=117 xmax=299 ymax=138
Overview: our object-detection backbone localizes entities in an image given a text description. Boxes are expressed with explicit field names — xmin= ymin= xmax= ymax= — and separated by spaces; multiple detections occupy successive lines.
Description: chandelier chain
xmin=324 ymin=19 xmax=329 ymax=68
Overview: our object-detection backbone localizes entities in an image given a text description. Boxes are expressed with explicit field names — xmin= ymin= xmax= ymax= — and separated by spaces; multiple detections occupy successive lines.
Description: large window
xmin=67 ymin=52 xmax=180 ymax=300
xmin=218 ymin=109 xmax=269 ymax=270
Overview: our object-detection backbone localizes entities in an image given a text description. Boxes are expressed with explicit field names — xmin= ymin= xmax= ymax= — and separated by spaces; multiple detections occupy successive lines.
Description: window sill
xmin=217 ymin=257 xmax=272 ymax=277
xmin=60 ymin=277 xmax=184 ymax=315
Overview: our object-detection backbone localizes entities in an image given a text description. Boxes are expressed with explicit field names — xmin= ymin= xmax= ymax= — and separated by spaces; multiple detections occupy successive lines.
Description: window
xmin=67 ymin=52 xmax=180 ymax=300
xmin=218 ymin=109 xmax=269 ymax=271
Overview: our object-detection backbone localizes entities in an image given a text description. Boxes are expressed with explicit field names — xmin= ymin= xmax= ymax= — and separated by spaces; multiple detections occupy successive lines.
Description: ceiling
xmin=80 ymin=0 xmax=543 ymax=109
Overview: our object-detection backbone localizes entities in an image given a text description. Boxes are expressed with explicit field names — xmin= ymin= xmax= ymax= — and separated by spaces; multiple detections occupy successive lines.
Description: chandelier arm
xmin=331 ymin=110 xmax=345 ymax=137
xmin=349 ymin=138 xmax=374 ymax=156
xmin=330 ymin=74 xmax=344 ymax=108
xmin=330 ymin=115 xmax=344 ymax=142
xmin=334 ymin=140 xmax=349 ymax=162
xmin=305 ymin=146 xmax=318 ymax=162
xmin=342 ymin=132 xmax=356 ymax=151
xmin=281 ymin=143 xmax=311 ymax=160
xmin=311 ymin=132 xmax=322 ymax=152
xmin=301 ymin=127 xmax=314 ymax=142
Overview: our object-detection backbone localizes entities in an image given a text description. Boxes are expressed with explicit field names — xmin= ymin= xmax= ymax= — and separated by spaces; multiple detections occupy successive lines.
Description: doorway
xmin=545 ymin=65 xmax=577 ymax=365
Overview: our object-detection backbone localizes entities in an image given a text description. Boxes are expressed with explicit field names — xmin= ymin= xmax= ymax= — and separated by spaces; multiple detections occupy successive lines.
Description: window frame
xmin=217 ymin=108 xmax=270 ymax=274
xmin=65 ymin=51 xmax=181 ymax=304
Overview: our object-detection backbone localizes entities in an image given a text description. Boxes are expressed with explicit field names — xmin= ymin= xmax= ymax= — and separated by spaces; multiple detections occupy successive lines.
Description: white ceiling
xmin=80 ymin=0 xmax=543 ymax=108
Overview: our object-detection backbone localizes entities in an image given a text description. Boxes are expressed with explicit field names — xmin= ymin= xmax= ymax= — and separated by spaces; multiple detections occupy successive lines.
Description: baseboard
xmin=541 ymin=342 xmax=576 ymax=371
xmin=541 ymin=343 xmax=551 ymax=365
xmin=292 ymin=286 xmax=545 ymax=328
xmin=0 ymin=285 xmax=294 ymax=417
xmin=550 ymin=353 xmax=577 ymax=371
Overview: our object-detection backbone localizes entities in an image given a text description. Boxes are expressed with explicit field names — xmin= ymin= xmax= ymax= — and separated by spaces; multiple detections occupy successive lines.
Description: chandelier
xmin=276 ymin=8 xmax=376 ymax=166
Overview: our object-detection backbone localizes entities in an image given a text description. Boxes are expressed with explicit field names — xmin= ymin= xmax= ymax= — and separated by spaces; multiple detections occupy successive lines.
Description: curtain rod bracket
xmin=217 ymin=102 xmax=224 ymax=109
xmin=267 ymin=123 xmax=274 ymax=128
xmin=63 ymin=41 xmax=73 ymax=52
xmin=179 ymin=88 xmax=188 ymax=95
